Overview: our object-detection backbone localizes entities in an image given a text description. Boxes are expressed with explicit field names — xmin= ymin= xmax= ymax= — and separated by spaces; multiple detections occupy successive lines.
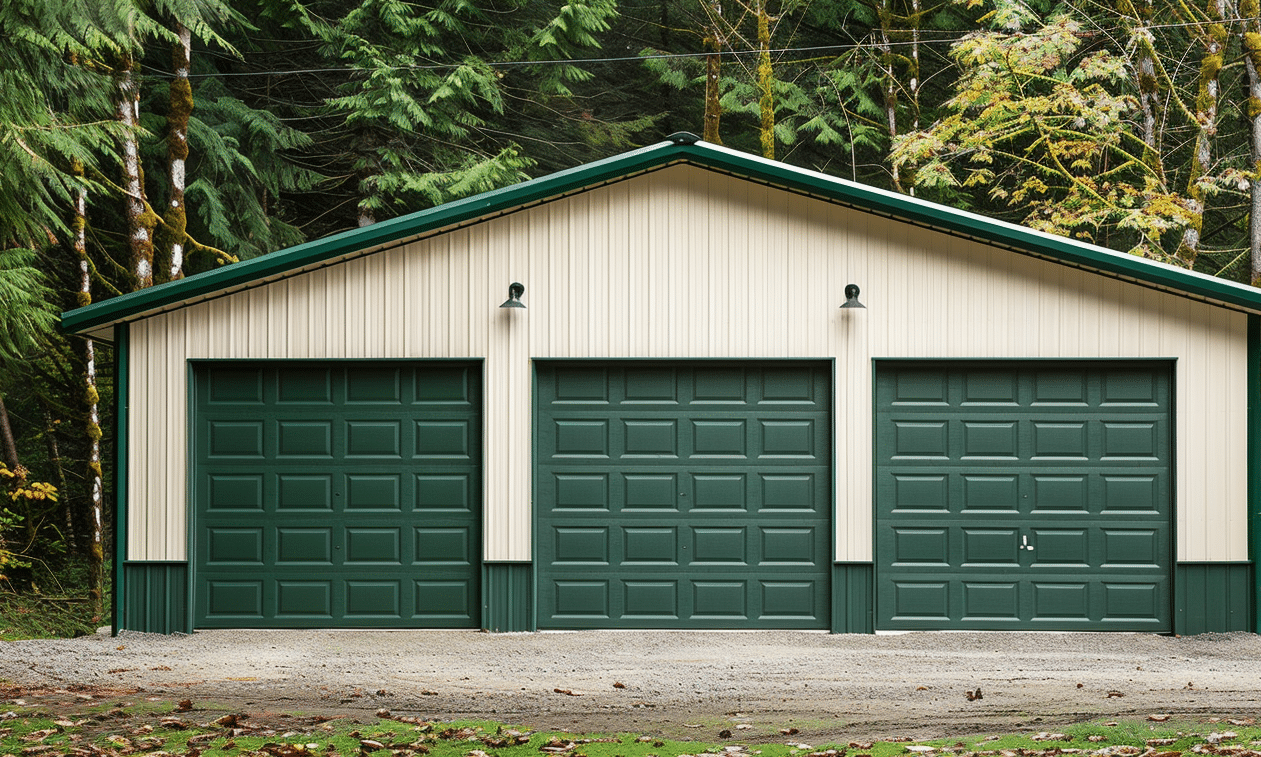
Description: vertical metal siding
xmin=127 ymin=164 xmax=1250 ymax=564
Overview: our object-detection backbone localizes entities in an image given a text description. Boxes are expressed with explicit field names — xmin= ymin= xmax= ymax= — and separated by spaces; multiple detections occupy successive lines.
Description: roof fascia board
xmin=61 ymin=138 xmax=1261 ymax=335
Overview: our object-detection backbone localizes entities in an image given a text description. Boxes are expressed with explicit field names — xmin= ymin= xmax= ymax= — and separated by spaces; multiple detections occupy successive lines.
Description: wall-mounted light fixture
xmin=840 ymin=283 xmax=865 ymax=309
xmin=500 ymin=282 xmax=526 ymax=309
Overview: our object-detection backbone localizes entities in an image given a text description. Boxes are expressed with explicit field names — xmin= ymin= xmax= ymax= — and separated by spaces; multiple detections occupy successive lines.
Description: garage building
xmin=61 ymin=135 xmax=1261 ymax=635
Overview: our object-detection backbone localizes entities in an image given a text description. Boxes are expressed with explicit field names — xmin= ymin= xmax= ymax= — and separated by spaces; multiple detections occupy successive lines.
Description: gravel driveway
xmin=3 ymin=629 xmax=1261 ymax=741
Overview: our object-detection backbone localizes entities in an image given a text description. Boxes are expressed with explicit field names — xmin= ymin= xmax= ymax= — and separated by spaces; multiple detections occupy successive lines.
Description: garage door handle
xmin=1021 ymin=534 xmax=1034 ymax=551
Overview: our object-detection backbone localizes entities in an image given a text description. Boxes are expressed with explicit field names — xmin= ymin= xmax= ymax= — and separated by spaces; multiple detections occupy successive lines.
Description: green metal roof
xmin=61 ymin=134 xmax=1261 ymax=337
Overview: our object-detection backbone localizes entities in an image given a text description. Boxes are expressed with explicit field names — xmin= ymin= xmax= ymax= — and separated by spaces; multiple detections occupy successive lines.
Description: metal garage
xmin=535 ymin=362 xmax=831 ymax=629
xmin=192 ymin=362 xmax=482 ymax=627
xmin=875 ymin=361 xmax=1172 ymax=631
xmin=59 ymin=135 xmax=1261 ymax=635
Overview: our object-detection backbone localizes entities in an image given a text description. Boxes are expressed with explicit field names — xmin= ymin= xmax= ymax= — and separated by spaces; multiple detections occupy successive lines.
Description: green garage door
xmin=193 ymin=362 xmax=481 ymax=628
xmin=536 ymin=362 xmax=831 ymax=629
xmin=875 ymin=361 xmax=1172 ymax=631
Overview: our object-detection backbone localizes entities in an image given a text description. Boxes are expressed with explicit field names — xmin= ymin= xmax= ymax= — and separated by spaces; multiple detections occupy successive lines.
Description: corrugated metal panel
xmin=127 ymin=164 xmax=1251 ymax=564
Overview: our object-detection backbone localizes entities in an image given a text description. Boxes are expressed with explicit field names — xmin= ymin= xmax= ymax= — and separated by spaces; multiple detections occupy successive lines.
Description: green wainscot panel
xmin=1174 ymin=563 xmax=1253 ymax=635
xmin=875 ymin=361 xmax=1173 ymax=632
xmin=536 ymin=361 xmax=832 ymax=630
xmin=122 ymin=562 xmax=190 ymax=634
xmin=483 ymin=563 xmax=534 ymax=632
xmin=192 ymin=361 xmax=482 ymax=628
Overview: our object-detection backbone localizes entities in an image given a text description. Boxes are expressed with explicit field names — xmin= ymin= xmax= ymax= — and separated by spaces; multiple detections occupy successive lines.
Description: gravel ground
xmin=3 ymin=629 xmax=1261 ymax=741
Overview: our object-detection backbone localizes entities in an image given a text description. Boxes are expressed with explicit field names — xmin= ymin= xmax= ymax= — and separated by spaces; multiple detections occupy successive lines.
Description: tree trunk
xmin=703 ymin=0 xmax=724 ymax=145
xmin=118 ymin=52 xmax=155 ymax=289
xmin=1242 ymin=0 xmax=1261 ymax=285
xmin=1176 ymin=0 xmax=1229 ymax=266
xmin=0 ymin=389 xmax=20 ymax=473
xmin=72 ymin=163 xmax=105 ymax=619
xmin=879 ymin=0 xmax=902 ymax=192
xmin=756 ymin=0 xmax=774 ymax=160
xmin=155 ymin=22 xmax=193 ymax=285
xmin=41 ymin=408 xmax=72 ymax=552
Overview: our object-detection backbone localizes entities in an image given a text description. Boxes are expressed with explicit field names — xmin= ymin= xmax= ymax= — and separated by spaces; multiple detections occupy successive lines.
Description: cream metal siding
xmin=126 ymin=164 xmax=1250 ymax=564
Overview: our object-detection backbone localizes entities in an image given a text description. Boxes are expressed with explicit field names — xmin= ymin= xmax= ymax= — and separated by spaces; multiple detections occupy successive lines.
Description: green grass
xmin=1 ymin=704 xmax=1258 ymax=757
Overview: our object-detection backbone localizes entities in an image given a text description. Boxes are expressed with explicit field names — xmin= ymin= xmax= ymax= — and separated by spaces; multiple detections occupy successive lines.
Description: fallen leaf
xmin=1148 ymin=739 xmax=1178 ymax=747
xmin=1205 ymin=732 xmax=1237 ymax=744
xmin=1106 ymin=691 xmax=1125 ymax=698
xmin=906 ymin=746 xmax=936 ymax=753
xmin=850 ymin=743 xmax=873 ymax=750
xmin=613 ymin=682 xmax=626 ymax=689
xmin=736 ymin=725 xmax=753 ymax=731
xmin=1031 ymin=733 xmax=1069 ymax=742
xmin=1077 ymin=684 xmax=1084 ymax=689
xmin=1227 ymin=720 xmax=1255 ymax=726
xmin=216 ymin=713 xmax=239 ymax=727
xmin=361 ymin=739 xmax=387 ymax=751
xmin=175 ymin=699 xmax=193 ymax=712
xmin=916 ymin=686 xmax=928 ymax=691
xmin=552 ymin=688 xmax=581 ymax=696
xmin=1088 ymin=736 xmax=1107 ymax=743
xmin=1148 ymin=714 xmax=1171 ymax=722
xmin=421 ymin=690 xmax=439 ymax=696
xmin=966 ymin=688 xmax=983 ymax=701
xmin=781 ymin=729 xmax=800 ymax=736
xmin=375 ymin=709 xmax=391 ymax=718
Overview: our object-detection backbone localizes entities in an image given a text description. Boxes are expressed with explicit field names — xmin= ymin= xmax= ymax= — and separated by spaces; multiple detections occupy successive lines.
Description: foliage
xmin=890 ymin=10 xmax=1193 ymax=257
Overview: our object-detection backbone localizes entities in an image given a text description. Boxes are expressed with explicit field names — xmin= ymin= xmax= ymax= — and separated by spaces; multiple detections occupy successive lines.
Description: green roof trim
xmin=61 ymin=138 xmax=1261 ymax=335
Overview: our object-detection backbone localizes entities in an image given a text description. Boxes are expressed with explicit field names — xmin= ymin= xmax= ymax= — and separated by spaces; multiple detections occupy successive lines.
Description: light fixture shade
xmin=500 ymin=282 xmax=526 ymax=308
xmin=840 ymin=283 xmax=865 ymax=309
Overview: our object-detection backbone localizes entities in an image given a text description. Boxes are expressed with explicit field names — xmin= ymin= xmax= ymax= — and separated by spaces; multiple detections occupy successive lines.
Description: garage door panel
xmin=537 ymin=362 xmax=830 ymax=629
xmin=195 ymin=362 xmax=481 ymax=628
xmin=877 ymin=361 xmax=1171 ymax=631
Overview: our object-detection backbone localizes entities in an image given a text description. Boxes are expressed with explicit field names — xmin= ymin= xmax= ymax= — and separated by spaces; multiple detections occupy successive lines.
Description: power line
xmin=156 ymin=15 xmax=1259 ymax=80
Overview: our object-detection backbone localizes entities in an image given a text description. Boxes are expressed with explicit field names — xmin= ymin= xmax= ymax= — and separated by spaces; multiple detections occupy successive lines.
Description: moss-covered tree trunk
xmin=155 ymin=21 xmax=193 ymax=285
xmin=1177 ymin=0 xmax=1230 ymax=266
xmin=72 ymin=161 xmax=104 ymax=621
xmin=879 ymin=0 xmax=902 ymax=192
xmin=756 ymin=0 xmax=774 ymax=160
xmin=1242 ymin=0 xmax=1261 ymax=285
xmin=703 ymin=0 xmax=724 ymax=144
xmin=117 ymin=52 xmax=156 ymax=290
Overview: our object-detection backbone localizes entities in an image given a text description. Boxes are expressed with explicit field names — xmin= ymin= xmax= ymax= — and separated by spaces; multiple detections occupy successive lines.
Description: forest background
xmin=1 ymin=0 xmax=1259 ymax=635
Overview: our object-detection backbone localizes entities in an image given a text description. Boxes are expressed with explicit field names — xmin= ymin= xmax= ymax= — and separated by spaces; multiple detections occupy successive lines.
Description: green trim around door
xmin=112 ymin=323 xmax=129 ymax=636
xmin=191 ymin=361 xmax=482 ymax=628
xmin=875 ymin=360 xmax=1174 ymax=631
xmin=535 ymin=361 xmax=832 ymax=629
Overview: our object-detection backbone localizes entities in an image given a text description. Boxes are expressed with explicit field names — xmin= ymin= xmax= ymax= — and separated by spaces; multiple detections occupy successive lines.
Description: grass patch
xmin=1 ymin=703 xmax=1259 ymax=757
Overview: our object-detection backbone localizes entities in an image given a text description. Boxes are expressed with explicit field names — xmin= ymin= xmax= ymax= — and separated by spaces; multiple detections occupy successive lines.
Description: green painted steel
xmin=1175 ymin=563 xmax=1253 ymax=635
xmin=535 ymin=361 xmax=832 ymax=629
xmin=1250 ymin=314 xmax=1261 ymax=633
xmin=113 ymin=323 xmax=129 ymax=635
xmin=192 ymin=362 xmax=482 ymax=628
xmin=61 ymin=141 xmax=1261 ymax=339
xmin=831 ymin=563 xmax=874 ymax=633
xmin=875 ymin=361 xmax=1173 ymax=631
xmin=482 ymin=563 xmax=534 ymax=632
xmin=122 ymin=562 xmax=190 ymax=634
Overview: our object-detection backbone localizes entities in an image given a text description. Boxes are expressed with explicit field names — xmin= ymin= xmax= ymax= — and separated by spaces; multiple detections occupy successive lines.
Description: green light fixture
xmin=500 ymin=282 xmax=526 ymax=309
xmin=840 ymin=283 xmax=865 ymax=309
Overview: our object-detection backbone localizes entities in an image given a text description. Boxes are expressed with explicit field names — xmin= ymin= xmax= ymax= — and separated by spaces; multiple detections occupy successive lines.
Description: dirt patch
xmin=3 ymin=630 xmax=1261 ymax=742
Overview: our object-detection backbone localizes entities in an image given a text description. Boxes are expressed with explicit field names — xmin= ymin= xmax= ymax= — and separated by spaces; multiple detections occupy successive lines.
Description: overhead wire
xmin=151 ymin=15 xmax=1260 ymax=80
